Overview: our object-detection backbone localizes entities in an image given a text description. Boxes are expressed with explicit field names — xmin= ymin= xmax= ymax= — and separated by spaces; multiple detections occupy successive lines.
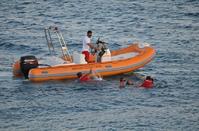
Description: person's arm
xmin=84 ymin=69 xmax=92 ymax=77
xmin=87 ymin=43 xmax=98 ymax=50
xmin=127 ymin=80 xmax=134 ymax=85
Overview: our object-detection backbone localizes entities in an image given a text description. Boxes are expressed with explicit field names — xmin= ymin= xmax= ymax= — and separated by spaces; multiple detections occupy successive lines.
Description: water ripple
xmin=0 ymin=0 xmax=199 ymax=130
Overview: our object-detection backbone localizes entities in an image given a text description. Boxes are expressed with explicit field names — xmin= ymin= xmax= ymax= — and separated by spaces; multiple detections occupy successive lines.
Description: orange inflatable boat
xmin=12 ymin=26 xmax=156 ymax=82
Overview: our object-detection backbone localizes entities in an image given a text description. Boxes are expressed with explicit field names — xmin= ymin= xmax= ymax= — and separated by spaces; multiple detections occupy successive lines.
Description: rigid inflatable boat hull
xmin=13 ymin=44 xmax=155 ymax=82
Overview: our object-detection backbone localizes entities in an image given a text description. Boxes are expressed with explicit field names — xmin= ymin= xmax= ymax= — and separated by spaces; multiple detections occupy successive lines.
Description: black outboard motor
xmin=20 ymin=55 xmax=38 ymax=79
xmin=95 ymin=38 xmax=108 ymax=62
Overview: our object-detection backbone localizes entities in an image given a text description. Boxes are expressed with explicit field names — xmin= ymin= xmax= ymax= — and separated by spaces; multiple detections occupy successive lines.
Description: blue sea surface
xmin=0 ymin=0 xmax=199 ymax=130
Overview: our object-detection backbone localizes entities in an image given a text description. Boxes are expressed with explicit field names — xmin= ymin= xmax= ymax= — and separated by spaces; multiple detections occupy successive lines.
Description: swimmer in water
xmin=140 ymin=76 xmax=154 ymax=88
xmin=119 ymin=77 xmax=134 ymax=88
xmin=77 ymin=69 xmax=103 ymax=82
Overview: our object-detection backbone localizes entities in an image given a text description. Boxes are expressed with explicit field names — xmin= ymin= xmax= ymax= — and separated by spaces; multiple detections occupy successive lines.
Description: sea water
xmin=0 ymin=0 xmax=198 ymax=130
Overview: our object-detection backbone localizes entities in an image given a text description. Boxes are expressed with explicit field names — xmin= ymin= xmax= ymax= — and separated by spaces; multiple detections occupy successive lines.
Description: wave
xmin=0 ymin=41 xmax=45 ymax=55
xmin=0 ymin=42 xmax=30 ymax=51
xmin=185 ymin=12 xmax=199 ymax=17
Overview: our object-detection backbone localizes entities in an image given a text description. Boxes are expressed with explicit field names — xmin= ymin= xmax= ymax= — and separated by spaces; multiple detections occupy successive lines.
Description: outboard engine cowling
xmin=20 ymin=55 xmax=38 ymax=79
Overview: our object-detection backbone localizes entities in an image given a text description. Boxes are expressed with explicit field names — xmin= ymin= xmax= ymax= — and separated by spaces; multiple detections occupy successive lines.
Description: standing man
xmin=82 ymin=31 xmax=96 ymax=62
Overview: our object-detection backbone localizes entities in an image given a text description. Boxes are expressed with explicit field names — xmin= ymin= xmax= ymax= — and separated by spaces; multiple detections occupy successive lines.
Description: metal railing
xmin=44 ymin=26 xmax=72 ymax=62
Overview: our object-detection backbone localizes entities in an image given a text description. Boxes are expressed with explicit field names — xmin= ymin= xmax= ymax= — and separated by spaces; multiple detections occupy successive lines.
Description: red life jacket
xmin=79 ymin=74 xmax=91 ymax=82
xmin=141 ymin=80 xmax=153 ymax=88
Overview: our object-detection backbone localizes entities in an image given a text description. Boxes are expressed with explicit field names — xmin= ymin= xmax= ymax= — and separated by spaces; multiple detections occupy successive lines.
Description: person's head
xmin=119 ymin=77 xmax=126 ymax=88
xmin=120 ymin=77 xmax=126 ymax=82
xmin=146 ymin=76 xmax=152 ymax=80
xmin=87 ymin=30 xmax=92 ymax=38
xmin=77 ymin=72 xmax=82 ymax=78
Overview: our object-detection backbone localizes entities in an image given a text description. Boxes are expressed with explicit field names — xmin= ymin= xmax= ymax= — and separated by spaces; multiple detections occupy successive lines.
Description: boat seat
xmin=72 ymin=51 xmax=87 ymax=64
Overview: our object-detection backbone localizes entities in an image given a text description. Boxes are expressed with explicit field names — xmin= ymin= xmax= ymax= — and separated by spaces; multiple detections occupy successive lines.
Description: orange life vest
xmin=141 ymin=80 xmax=153 ymax=88
xmin=79 ymin=74 xmax=91 ymax=82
